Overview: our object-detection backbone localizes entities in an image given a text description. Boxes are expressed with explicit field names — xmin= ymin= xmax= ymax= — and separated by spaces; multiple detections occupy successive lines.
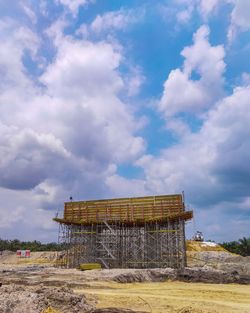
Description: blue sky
xmin=0 ymin=0 xmax=250 ymax=242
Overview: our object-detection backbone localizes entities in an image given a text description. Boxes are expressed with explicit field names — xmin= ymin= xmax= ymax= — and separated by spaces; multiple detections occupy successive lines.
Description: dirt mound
xmin=112 ymin=268 xmax=176 ymax=283
xmin=186 ymin=240 xmax=228 ymax=252
xmin=110 ymin=267 xmax=249 ymax=284
xmin=0 ymin=284 xmax=92 ymax=313
xmin=187 ymin=249 xmax=250 ymax=277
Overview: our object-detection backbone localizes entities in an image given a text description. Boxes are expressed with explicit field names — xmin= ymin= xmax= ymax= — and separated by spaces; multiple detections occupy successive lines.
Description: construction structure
xmin=54 ymin=194 xmax=193 ymax=269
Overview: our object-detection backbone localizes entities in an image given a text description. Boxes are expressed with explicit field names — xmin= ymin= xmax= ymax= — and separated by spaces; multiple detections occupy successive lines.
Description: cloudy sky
xmin=0 ymin=0 xmax=250 ymax=243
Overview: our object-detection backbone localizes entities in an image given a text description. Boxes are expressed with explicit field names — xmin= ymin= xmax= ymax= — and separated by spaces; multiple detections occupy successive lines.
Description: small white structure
xmin=201 ymin=241 xmax=218 ymax=247
xmin=16 ymin=250 xmax=31 ymax=258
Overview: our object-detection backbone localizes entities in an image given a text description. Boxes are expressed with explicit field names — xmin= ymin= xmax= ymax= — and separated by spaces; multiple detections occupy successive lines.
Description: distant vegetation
xmin=221 ymin=237 xmax=250 ymax=256
xmin=0 ymin=238 xmax=65 ymax=252
xmin=1 ymin=237 xmax=249 ymax=256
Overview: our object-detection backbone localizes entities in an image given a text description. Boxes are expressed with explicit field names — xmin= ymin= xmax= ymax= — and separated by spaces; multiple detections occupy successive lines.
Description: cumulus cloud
xmin=1 ymin=1 xmax=249 ymax=243
xmin=159 ymin=25 xmax=225 ymax=117
xmin=162 ymin=0 xmax=250 ymax=42
xmin=0 ymin=18 xmax=39 ymax=86
xmin=105 ymin=174 xmax=146 ymax=198
xmin=161 ymin=0 xmax=221 ymax=25
xmin=77 ymin=8 xmax=142 ymax=38
xmin=1 ymin=18 xmax=144 ymax=188
xmin=57 ymin=0 xmax=91 ymax=16
xmin=241 ymin=72 xmax=250 ymax=86
xmin=228 ymin=0 xmax=250 ymax=42
xmin=198 ymin=0 xmax=220 ymax=19
xmin=0 ymin=186 xmax=56 ymax=241
xmin=40 ymin=40 xmax=123 ymax=98
xmin=0 ymin=125 xmax=70 ymax=190
xmin=90 ymin=9 xmax=138 ymax=33
xmin=137 ymin=84 xmax=250 ymax=239
xmin=0 ymin=16 xmax=145 ymax=238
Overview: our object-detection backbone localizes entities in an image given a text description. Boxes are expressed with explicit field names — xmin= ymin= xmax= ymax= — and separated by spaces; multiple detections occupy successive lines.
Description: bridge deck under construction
xmin=54 ymin=194 xmax=193 ymax=269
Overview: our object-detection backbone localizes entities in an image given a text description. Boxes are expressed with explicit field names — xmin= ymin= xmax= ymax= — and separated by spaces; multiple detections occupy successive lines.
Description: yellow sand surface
xmin=76 ymin=281 xmax=250 ymax=313
xmin=186 ymin=240 xmax=229 ymax=252
xmin=42 ymin=307 xmax=62 ymax=313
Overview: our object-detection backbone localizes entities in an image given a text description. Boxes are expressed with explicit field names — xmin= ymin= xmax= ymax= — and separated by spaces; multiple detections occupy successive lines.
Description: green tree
xmin=221 ymin=237 xmax=250 ymax=256
xmin=238 ymin=237 xmax=250 ymax=256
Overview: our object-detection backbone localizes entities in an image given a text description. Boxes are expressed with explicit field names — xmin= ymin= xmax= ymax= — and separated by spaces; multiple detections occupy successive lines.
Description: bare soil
xmin=77 ymin=280 xmax=250 ymax=313
xmin=0 ymin=243 xmax=249 ymax=313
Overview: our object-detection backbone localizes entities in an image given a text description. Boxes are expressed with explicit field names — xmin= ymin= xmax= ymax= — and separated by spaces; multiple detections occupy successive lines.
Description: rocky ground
xmin=0 ymin=284 xmax=92 ymax=313
xmin=186 ymin=241 xmax=250 ymax=278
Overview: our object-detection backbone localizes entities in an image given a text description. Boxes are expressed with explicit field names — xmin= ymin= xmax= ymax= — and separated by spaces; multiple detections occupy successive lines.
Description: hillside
xmin=186 ymin=240 xmax=229 ymax=252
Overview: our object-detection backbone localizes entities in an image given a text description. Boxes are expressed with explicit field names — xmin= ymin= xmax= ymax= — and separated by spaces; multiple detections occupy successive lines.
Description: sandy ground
xmin=75 ymin=280 xmax=250 ymax=313
xmin=0 ymin=243 xmax=249 ymax=313
xmin=0 ymin=265 xmax=249 ymax=313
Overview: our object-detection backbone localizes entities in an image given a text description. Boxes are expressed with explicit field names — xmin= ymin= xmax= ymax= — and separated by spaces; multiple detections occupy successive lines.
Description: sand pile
xmin=186 ymin=240 xmax=228 ymax=252
xmin=111 ymin=267 xmax=249 ymax=284
xmin=0 ymin=284 xmax=92 ymax=313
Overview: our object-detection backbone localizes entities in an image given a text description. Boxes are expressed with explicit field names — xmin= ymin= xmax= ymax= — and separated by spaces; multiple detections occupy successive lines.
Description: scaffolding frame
xmin=55 ymin=194 xmax=192 ymax=269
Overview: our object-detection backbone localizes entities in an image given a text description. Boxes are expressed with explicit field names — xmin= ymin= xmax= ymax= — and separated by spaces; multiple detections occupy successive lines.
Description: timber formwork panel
xmin=55 ymin=194 xmax=193 ymax=269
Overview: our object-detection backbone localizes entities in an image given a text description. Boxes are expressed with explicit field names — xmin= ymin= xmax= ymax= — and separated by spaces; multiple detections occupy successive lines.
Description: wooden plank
xmin=62 ymin=194 xmax=185 ymax=223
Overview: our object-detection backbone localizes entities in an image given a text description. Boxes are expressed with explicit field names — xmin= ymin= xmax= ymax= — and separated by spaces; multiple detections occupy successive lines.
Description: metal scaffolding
xmin=54 ymin=194 xmax=192 ymax=269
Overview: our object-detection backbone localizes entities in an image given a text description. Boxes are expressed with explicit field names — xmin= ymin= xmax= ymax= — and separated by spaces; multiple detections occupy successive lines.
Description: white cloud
xmin=40 ymin=39 xmax=123 ymax=98
xmin=164 ymin=0 xmax=250 ymax=42
xmin=198 ymin=0 xmax=220 ymax=19
xmin=105 ymin=174 xmax=146 ymax=198
xmin=0 ymin=125 xmax=70 ymax=190
xmin=1 ymin=1 xmax=248 ymax=244
xmin=176 ymin=6 xmax=194 ymax=24
xmin=57 ymin=0 xmax=91 ymax=16
xmin=160 ymin=68 xmax=207 ymax=116
xmin=39 ymin=0 xmax=48 ymax=16
xmin=159 ymin=25 xmax=225 ymax=117
xmin=45 ymin=18 xmax=67 ymax=46
xmin=125 ymin=67 xmax=145 ymax=97
xmin=21 ymin=2 xmax=37 ymax=24
xmin=228 ymin=0 xmax=250 ymax=42
xmin=77 ymin=8 xmax=142 ymax=37
xmin=0 ymin=17 xmax=145 ymax=238
xmin=0 ymin=187 xmax=56 ymax=241
xmin=166 ymin=118 xmax=192 ymax=137
xmin=0 ymin=18 xmax=39 ymax=115
xmin=90 ymin=9 xmax=137 ymax=33
xmin=161 ymin=0 xmax=221 ymax=25
xmin=241 ymin=72 xmax=250 ymax=86
xmin=137 ymin=84 xmax=250 ymax=240
xmin=75 ymin=9 xmax=145 ymax=97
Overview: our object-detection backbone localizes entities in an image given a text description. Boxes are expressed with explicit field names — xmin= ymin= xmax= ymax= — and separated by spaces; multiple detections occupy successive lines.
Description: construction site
xmin=0 ymin=194 xmax=249 ymax=313
xmin=53 ymin=194 xmax=193 ymax=269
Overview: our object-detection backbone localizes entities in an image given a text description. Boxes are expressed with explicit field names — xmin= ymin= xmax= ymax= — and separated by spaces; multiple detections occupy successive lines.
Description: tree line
xmin=0 ymin=237 xmax=249 ymax=256
xmin=220 ymin=237 xmax=250 ymax=257
xmin=0 ymin=238 xmax=65 ymax=252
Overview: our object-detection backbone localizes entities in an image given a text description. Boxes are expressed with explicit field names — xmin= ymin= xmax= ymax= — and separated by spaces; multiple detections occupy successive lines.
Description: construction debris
xmin=0 ymin=284 xmax=92 ymax=313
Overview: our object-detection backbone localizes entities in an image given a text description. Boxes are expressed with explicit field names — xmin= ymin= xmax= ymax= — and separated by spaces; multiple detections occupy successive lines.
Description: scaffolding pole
xmin=56 ymin=218 xmax=188 ymax=269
